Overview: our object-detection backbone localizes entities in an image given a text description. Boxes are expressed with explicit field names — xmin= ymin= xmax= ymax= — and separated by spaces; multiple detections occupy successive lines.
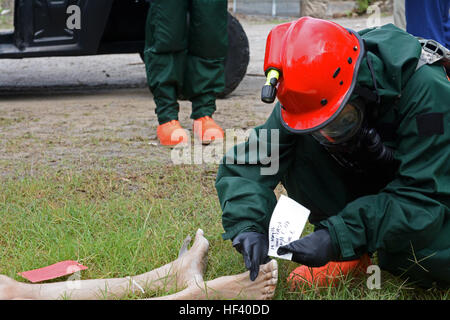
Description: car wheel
xmin=218 ymin=12 xmax=250 ymax=98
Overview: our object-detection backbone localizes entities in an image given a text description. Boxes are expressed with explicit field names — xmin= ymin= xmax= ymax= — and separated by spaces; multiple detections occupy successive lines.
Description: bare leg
xmin=0 ymin=229 xmax=209 ymax=300
xmin=150 ymin=260 xmax=278 ymax=300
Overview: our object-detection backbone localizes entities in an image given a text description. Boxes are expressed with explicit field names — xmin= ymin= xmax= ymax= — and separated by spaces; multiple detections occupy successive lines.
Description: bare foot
xmin=170 ymin=229 xmax=209 ymax=289
xmin=197 ymin=259 xmax=278 ymax=300
xmin=228 ymin=259 xmax=278 ymax=300
xmin=150 ymin=259 xmax=278 ymax=300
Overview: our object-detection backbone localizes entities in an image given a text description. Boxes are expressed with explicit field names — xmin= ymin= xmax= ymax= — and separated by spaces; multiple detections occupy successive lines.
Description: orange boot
xmin=288 ymin=254 xmax=372 ymax=290
xmin=193 ymin=116 xmax=224 ymax=145
xmin=157 ymin=120 xmax=189 ymax=146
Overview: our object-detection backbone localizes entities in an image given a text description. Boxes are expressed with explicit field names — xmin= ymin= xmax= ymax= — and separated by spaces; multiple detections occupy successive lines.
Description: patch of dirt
xmin=0 ymin=77 xmax=274 ymax=177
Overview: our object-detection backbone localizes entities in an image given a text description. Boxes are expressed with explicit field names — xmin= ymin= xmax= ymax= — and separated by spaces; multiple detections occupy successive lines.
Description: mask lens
xmin=311 ymin=103 xmax=362 ymax=144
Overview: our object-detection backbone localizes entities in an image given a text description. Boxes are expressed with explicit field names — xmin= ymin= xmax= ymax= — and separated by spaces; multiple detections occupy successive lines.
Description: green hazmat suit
xmin=143 ymin=0 xmax=228 ymax=124
xmin=215 ymin=24 xmax=450 ymax=288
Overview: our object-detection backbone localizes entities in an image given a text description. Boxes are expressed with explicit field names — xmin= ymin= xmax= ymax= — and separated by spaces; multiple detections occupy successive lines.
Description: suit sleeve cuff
xmin=321 ymin=215 xmax=356 ymax=259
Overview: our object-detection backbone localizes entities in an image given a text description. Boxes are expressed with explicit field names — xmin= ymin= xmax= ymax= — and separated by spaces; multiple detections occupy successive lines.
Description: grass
xmin=1 ymin=161 xmax=449 ymax=300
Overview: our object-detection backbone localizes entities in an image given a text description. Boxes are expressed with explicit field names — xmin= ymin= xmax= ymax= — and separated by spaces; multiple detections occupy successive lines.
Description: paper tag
xmin=18 ymin=260 xmax=88 ymax=283
xmin=268 ymin=195 xmax=310 ymax=260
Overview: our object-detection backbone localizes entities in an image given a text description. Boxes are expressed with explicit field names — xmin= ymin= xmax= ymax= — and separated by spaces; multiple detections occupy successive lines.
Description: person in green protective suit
xmin=143 ymin=0 xmax=228 ymax=146
xmin=215 ymin=17 xmax=450 ymax=289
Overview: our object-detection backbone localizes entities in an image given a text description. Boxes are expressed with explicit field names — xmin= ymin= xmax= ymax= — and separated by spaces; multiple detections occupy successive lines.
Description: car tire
xmin=218 ymin=12 xmax=250 ymax=98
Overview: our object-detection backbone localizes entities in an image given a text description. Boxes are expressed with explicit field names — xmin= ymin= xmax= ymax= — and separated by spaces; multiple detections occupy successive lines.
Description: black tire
xmin=218 ymin=12 xmax=250 ymax=98
xmin=139 ymin=13 xmax=249 ymax=99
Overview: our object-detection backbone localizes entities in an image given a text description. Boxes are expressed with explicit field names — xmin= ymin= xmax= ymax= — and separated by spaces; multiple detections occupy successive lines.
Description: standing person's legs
xmin=144 ymin=0 xmax=188 ymax=125
xmin=185 ymin=0 xmax=228 ymax=145
xmin=185 ymin=0 xmax=228 ymax=144
xmin=184 ymin=0 xmax=228 ymax=120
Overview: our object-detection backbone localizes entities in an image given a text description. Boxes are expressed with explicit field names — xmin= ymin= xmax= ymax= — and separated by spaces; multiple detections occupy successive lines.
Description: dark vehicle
xmin=0 ymin=0 xmax=250 ymax=97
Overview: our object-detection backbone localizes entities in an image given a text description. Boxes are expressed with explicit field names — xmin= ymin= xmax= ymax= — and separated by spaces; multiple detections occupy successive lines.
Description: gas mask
xmin=310 ymin=98 xmax=397 ymax=174
xmin=311 ymin=101 xmax=363 ymax=146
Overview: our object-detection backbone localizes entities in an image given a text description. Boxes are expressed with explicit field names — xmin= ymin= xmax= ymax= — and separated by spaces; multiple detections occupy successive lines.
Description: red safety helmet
xmin=264 ymin=17 xmax=366 ymax=134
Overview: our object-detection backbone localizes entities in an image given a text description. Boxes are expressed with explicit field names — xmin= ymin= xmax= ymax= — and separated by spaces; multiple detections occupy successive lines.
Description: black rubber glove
xmin=277 ymin=229 xmax=338 ymax=267
xmin=232 ymin=232 xmax=270 ymax=281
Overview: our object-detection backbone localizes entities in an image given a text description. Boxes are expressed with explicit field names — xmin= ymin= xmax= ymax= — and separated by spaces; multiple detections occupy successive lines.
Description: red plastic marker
xmin=18 ymin=260 xmax=88 ymax=283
